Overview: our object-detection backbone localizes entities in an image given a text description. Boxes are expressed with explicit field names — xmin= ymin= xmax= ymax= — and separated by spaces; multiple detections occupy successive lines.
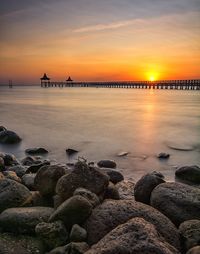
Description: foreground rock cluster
xmin=0 ymin=147 xmax=200 ymax=254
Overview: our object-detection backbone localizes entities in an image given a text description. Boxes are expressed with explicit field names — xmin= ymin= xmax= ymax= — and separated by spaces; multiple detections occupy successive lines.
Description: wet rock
xmin=22 ymin=174 xmax=36 ymax=191
xmin=97 ymin=160 xmax=117 ymax=169
xmin=35 ymin=221 xmax=68 ymax=250
xmin=47 ymin=242 xmax=89 ymax=254
xmin=49 ymin=195 xmax=92 ymax=229
xmin=56 ymin=161 xmax=109 ymax=200
xmin=21 ymin=156 xmax=38 ymax=166
xmin=0 ymin=233 xmax=44 ymax=254
xmin=35 ymin=165 xmax=66 ymax=196
xmin=27 ymin=160 xmax=50 ymax=173
xmin=99 ymin=168 xmax=124 ymax=184
xmin=0 ymin=179 xmax=31 ymax=212
xmin=84 ymin=199 xmax=180 ymax=250
xmin=73 ymin=188 xmax=100 ymax=208
xmin=117 ymin=151 xmax=129 ymax=157
xmin=115 ymin=180 xmax=135 ymax=200
xmin=70 ymin=224 xmax=87 ymax=242
xmin=175 ymin=165 xmax=200 ymax=184
xmin=25 ymin=147 xmax=48 ymax=155
xmin=1 ymin=153 xmax=19 ymax=166
xmin=0 ymin=157 xmax=4 ymax=170
xmin=104 ymin=182 xmax=120 ymax=200
xmin=0 ymin=207 xmax=54 ymax=234
xmin=179 ymin=220 xmax=200 ymax=252
xmin=134 ymin=171 xmax=165 ymax=204
xmin=0 ymin=172 xmax=5 ymax=180
xmin=3 ymin=171 xmax=21 ymax=182
xmin=0 ymin=130 xmax=21 ymax=144
xmin=66 ymin=148 xmax=78 ymax=156
xmin=30 ymin=191 xmax=54 ymax=207
xmin=157 ymin=152 xmax=170 ymax=159
xmin=8 ymin=165 xmax=27 ymax=177
xmin=150 ymin=182 xmax=200 ymax=226
xmin=86 ymin=217 xmax=180 ymax=254
xmin=53 ymin=194 xmax=64 ymax=209
xmin=0 ymin=126 xmax=7 ymax=132
xmin=186 ymin=246 xmax=200 ymax=254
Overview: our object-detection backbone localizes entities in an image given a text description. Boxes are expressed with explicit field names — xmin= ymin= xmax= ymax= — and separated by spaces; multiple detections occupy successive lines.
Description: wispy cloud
xmin=73 ymin=19 xmax=144 ymax=33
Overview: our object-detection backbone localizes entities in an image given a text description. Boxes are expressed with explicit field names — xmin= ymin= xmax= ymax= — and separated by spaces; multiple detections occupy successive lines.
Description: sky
xmin=0 ymin=0 xmax=200 ymax=84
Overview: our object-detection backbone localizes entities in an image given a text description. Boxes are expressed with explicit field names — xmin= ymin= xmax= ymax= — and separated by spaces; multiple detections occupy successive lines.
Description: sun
xmin=149 ymin=76 xmax=155 ymax=82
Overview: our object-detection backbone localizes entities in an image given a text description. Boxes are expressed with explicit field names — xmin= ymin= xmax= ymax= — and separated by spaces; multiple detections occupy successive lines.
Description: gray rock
xmin=56 ymin=161 xmax=109 ymax=200
xmin=3 ymin=171 xmax=21 ymax=182
xmin=99 ymin=168 xmax=124 ymax=184
xmin=30 ymin=191 xmax=54 ymax=207
xmin=0 ymin=157 xmax=4 ymax=170
xmin=0 ymin=130 xmax=21 ymax=144
xmin=49 ymin=195 xmax=92 ymax=229
xmin=104 ymin=182 xmax=120 ymax=200
xmin=0 ymin=207 xmax=54 ymax=234
xmin=150 ymin=182 xmax=200 ymax=226
xmin=157 ymin=152 xmax=170 ymax=159
xmin=70 ymin=224 xmax=87 ymax=242
xmin=0 ymin=172 xmax=5 ymax=180
xmin=0 ymin=179 xmax=31 ymax=212
xmin=21 ymin=156 xmax=38 ymax=166
xmin=8 ymin=165 xmax=27 ymax=177
xmin=73 ymin=188 xmax=100 ymax=208
xmin=97 ymin=160 xmax=116 ymax=169
xmin=115 ymin=180 xmax=135 ymax=200
xmin=25 ymin=147 xmax=48 ymax=155
xmin=84 ymin=199 xmax=180 ymax=250
xmin=134 ymin=171 xmax=165 ymax=204
xmin=66 ymin=148 xmax=78 ymax=156
xmin=22 ymin=174 xmax=36 ymax=191
xmin=34 ymin=165 xmax=66 ymax=196
xmin=26 ymin=160 xmax=50 ymax=173
xmin=186 ymin=246 xmax=200 ymax=254
xmin=1 ymin=153 xmax=19 ymax=166
xmin=47 ymin=242 xmax=89 ymax=254
xmin=35 ymin=221 xmax=68 ymax=250
xmin=53 ymin=194 xmax=64 ymax=209
xmin=86 ymin=217 xmax=180 ymax=254
xmin=179 ymin=220 xmax=200 ymax=252
xmin=0 ymin=126 xmax=7 ymax=132
xmin=175 ymin=165 xmax=200 ymax=184
xmin=0 ymin=233 xmax=44 ymax=254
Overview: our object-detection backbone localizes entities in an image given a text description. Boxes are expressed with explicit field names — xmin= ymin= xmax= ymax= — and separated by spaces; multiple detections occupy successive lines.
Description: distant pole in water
xmin=9 ymin=80 xmax=13 ymax=88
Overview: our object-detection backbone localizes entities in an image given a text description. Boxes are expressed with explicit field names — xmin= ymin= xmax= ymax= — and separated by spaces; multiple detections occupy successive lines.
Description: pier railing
xmin=41 ymin=79 xmax=200 ymax=90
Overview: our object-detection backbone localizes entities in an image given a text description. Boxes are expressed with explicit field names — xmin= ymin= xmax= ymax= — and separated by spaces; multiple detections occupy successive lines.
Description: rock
xmin=47 ymin=242 xmax=89 ymax=254
xmin=30 ymin=191 xmax=54 ymax=207
xmin=26 ymin=160 xmax=50 ymax=173
xmin=115 ymin=180 xmax=135 ymax=200
xmin=0 ymin=157 xmax=4 ymax=170
xmin=1 ymin=153 xmax=19 ymax=166
xmin=0 ymin=233 xmax=44 ymax=254
xmin=97 ymin=160 xmax=116 ymax=169
xmin=35 ymin=221 xmax=68 ymax=250
xmin=3 ymin=171 xmax=21 ymax=182
xmin=73 ymin=188 xmax=100 ymax=208
xmin=53 ymin=194 xmax=64 ymax=209
xmin=25 ymin=147 xmax=48 ymax=155
xmin=104 ymin=182 xmax=120 ymax=200
xmin=175 ymin=165 xmax=200 ymax=184
xmin=0 ymin=179 xmax=31 ymax=212
xmin=0 ymin=172 xmax=5 ymax=180
xmin=117 ymin=151 xmax=129 ymax=157
xmin=8 ymin=165 xmax=27 ymax=177
xmin=66 ymin=148 xmax=78 ymax=156
xmin=186 ymin=246 xmax=200 ymax=254
xmin=157 ymin=152 xmax=170 ymax=159
xmin=21 ymin=156 xmax=38 ymax=166
xmin=22 ymin=174 xmax=36 ymax=191
xmin=179 ymin=220 xmax=200 ymax=252
xmin=34 ymin=165 xmax=66 ymax=196
xmin=0 ymin=130 xmax=21 ymax=144
xmin=56 ymin=161 xmax=109 ymax=200
xmin=49 ymin=195 xmax=92 ymax=229
xmin=84 ymin=199 xmax=180 ymax=250
xmin=99 ymin=168 xmax=124 ymax=184
xmin=0 ymin=126 xmax=7 ymax=132
xmin=86 ymin=217 xmax=180 ymax=254
xmin=150 ymin=182 xmax=200 ymax=226
xmin=134 ymin=171 xmax=165 ymax=204
xmin=70 ymin=224 xmax=87 ymax=242
xmin=0 ymin=207 xmax=54 ymax=234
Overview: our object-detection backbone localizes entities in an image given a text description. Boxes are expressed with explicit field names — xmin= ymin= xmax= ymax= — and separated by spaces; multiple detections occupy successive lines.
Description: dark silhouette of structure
xmin=40 ymin=73 xmax=50 ymax=87
xmin=9 ymin=80 xmax=13 ymax=88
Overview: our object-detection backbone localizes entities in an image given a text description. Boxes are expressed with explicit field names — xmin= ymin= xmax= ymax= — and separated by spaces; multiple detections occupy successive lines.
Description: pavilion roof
xmin=66 ymin=76 xmax=73 ymax=82
xmin=40 ymin=73 xmax=50 ymax=80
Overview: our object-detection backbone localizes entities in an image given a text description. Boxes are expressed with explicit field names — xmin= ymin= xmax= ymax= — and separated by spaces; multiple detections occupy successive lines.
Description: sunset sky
xmin=0 ymin=0 xmax=200 ymax=84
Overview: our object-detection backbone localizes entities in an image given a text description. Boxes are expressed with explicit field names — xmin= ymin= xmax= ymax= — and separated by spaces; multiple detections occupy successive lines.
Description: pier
xmin=40 ymin=74 xmax=200 ymax=90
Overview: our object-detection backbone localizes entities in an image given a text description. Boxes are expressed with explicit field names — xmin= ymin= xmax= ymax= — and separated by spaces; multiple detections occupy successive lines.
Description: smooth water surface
xmin=0 ymin=86 xmax=199 ymax=181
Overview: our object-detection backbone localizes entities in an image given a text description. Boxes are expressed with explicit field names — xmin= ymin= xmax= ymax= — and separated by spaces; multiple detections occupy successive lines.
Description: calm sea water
xmin=0 ymin=86 xmax=199 ymax=181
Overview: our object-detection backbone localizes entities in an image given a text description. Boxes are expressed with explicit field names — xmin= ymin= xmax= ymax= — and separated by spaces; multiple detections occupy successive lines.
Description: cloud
xmin=73 ymin=19 xmax=144 ymax=33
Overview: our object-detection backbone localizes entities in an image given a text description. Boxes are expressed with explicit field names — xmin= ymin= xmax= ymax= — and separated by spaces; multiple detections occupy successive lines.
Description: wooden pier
xmin=40 ymin=74 xmax=200 ymax=90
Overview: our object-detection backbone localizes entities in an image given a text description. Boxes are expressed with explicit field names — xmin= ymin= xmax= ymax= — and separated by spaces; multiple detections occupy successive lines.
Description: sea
xmin=0 ymin=86 xmax=199 ymax=181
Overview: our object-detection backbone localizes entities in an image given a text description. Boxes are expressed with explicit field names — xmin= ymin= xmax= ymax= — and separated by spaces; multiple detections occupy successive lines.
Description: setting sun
xmin=149 ymin=76 xmax=155 ymax=82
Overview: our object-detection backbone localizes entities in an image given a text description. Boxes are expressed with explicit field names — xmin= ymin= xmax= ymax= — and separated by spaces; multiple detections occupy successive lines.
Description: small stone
xmin=99 ymin=168 xmax=124 ymax=184
xmin=104 ymin=182 xmax=120 ymax=200
xmin=26 ymin=160 xmax=50 ymax=173
xmin=97 ymin=160 xmax=117 ymax=169
xmin=0 ymin=126 xmax=7 ymax=132
xmin=73 ymin=188 xmax=100 ymax=208
xmin=117 ymin=151 xmax=129 ymax=157
xmin=3 ymin=171 xmax=21 ymax=182
xmin=8 ymin=165 xmax=27 ymax=177
xmin=48 ymin=242 xmax=89 ymax=254
xmin=66 ymin=148 xmax=78 ymax=156
xmin=21 ymin=156 xmax=37 ymax=166
xmin=157 ymin=152 xmax=170 ymax=159
xmin=175 ymin=165 xmax=200 ymax=184
xmin=25 ymin=147 xmax=48 ymax=155
xmin=115 ymin=180 xmax=135 ymax=200
xmin=2 ymin=153 xmax=19 ymax=166
xmin=0 ymin=130 xmax=21 ymax=144
xmin=0 ymin=157 xmax=4 ymax=171
xmin=70 ymin=224 xmax=87 ymax=242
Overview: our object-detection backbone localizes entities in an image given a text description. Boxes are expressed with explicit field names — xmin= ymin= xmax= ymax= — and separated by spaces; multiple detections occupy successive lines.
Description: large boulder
xmin=35 ymin=221 xmax=68 ymax=250
xmin=97 ymin=160 xmax=116 ymax=169
xmin=99 ymin=168 xmax=124 ymax=184
xmin=47 ymin=242 xmax=89 ymax=254
xmin=27 ymin=160 xmax=50 ymax=173
xmin=186 ymin=246 xmax=200 ymax=254
xmin=70 ymin=224 xmax=87 ymax=242
xmin=150 ymin=182 xmax=200 ymax=226
xmin=3 ymin=171 xmax=21 ymax=182
xmin=0 ymin=207 xmax=54 ymax=234
xmin=73 ymin=188 xmax=100 ymax=208
xmin=84 ymin=199 xmax=180 ymax=250
xmin=25 ymin=147 xmax=48 ymax=155
xmin=134 ymin=171 xmax=165 ymax=204
xmin=22 ymin=174 xmax=36 ymax=191
xmin=0 ymin=233 xmax=44 ymax=254
xmin=0 ymin=130 xmax=21 ymax=144
xmin=179 ymin=220 xmax=200 ymax=252
xmin=115 ymin=179 xmax=135 ymax=200
xmin=86 ymin=217 xmax=180 ymax=254
xmin=56 ymin=161 xmax=109 ymax=200
xmin=34 ymin=165 xmax=66 ymax=196
xmin=0 ymin=179 xmax=31 ymax=212
xmin=49 ymin=195 xmax=92 ymax=229
xmin=175 ymin=165 xmax=200 ymax=184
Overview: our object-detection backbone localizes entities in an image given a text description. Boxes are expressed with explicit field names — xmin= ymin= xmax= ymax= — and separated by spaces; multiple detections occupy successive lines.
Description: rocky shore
xmin=0 ymin=127 xmax=200 ymax=254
